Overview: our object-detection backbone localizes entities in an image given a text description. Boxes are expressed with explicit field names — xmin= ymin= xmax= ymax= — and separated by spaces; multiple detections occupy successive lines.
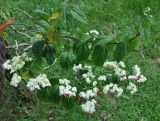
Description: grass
xmin=0 ymin=0 xmax=160 ymax=121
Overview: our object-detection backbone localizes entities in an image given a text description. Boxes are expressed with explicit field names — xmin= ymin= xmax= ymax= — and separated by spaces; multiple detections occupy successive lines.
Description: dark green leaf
xmin=60 ymin=52 xmax=76 ymax=69
xmin=114 ymin=43 xmax=127 ymax=62
xmin=32 ymin=40 xmax=45 ymax=59
xmin=73 ymin=43 xmax=90 ymax=62
xmin=43 ymin=45 xmax=56 ymax=65
xmin=92 ymin=45 xmax=108 ymax=66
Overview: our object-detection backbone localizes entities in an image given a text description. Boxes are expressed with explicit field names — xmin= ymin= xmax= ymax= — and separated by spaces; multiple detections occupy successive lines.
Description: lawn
xmin=0 ymin=0 xmax=160 ymax=121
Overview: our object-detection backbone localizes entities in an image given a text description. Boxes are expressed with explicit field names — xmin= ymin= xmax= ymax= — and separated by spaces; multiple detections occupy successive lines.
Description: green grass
xmin=0 ymin=0 xmax=160 ymax=121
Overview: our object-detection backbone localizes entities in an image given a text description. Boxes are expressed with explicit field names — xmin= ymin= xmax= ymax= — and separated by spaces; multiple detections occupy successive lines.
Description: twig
xmin=9 ymin=25 xmax=32 ymax=38
xmin=23 ymin=45 xmax=32 ymax=52
xmin=6 ymin=42 xmax=32 ymax=49
xmin=17 ymin=8 xmax=32 ymax=18
xmin=127 ymin=32 xmax=140 ymax=43
xmin=44 ymin=58 xmax=58 ymax=70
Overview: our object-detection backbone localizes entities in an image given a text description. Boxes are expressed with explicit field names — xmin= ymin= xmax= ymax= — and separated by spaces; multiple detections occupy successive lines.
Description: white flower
xmin=26 ymin=74 xmax=51 ymax=91
xmin=127 ymin=82 xmax=137 ymax=94
xmin=10 ymin=73 xmax=21 ymax=87
xmin=84 ymin=65 xmax=92 ymax=72
xmin=98 ymin=75 xmax=106 ymax=81
xmin=79 ymin=92 xmax=86 ymax=98
xmin=59 ymin=78 xmax=70 ymax=85
xmin=81 ymin=100 xmax=97 ymax=114
xmin=103 ymin=85 xmax=110 ymax=94
xmin=118 ymin=61 xmax=125 ymax=68
xmin=116 ymin=87 xmax=123 ymax=97
xmin=132 ymin=65 xmax=141 ymax=77
xmin=2 ymin=60 xmax=11 ymax=70
xmin=85 ymin=77 xmax=91 ymax=84
xmin=128 ymin=75 xmax=137 ymax=80
xmin=71 ymin=87 xmax=77 ymax=92
xmin=114 ymin=68 xmax=126 ymax=77
xmin=92 ymin=81 xmax=97 ymax=87
xmin=37 ymin=74 xmax=51 ymax=88
xmin=90 ymin=30 xmax=99 ymax=35
xmin=26 ymin=78 xmax=40 ymax=91
xmin=73 ymin=64 xmax=83 ymax=73
xmin=137 ymin=75 xmax=147 ymax=83
xmin=103 ymin=61 xmax=117 ymax=69
xmin=2 ymin=53 xmax=32 ymax=73
xmin=82 ymin=73 xmax=88 ymax=78
xmin=59 ymin=79 xmax=77 ymax=97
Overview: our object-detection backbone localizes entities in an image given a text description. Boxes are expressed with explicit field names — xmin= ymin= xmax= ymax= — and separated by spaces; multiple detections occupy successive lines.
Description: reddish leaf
xmin=0 ymin=18 xmax=15 ymax=33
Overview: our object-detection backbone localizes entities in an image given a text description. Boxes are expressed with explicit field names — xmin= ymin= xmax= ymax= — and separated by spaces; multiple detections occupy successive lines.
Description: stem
xmin=9 ymin=25 xmax=32 ymax=38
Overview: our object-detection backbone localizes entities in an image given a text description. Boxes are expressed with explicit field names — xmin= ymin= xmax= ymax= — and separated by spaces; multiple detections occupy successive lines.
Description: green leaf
xmin=70 ymin=8 xmax=87 ymax=23
xmin=43 ymin=45 xmax=56 ymax=65
xmin=92 ymin=45 xmax=108 ymax=66
xmin=32 ymin=40 xmax=45 ymax=59
xmin=73 ymin=43 xmax=90 ymax=62
xmin=36 ymin=20 xmax=50 ymax=29
xmin=94 ymin=34 xmax=116 ymax=46
xmin=35 ymin=9 xmax=49 ymax=19
xmin=127 ymin=40 xmax=138 ymax=52
xmin=114 ymin=43 xmax=127 ymax=62
xmin=75 ymin=34 xmax=91 ymax=49
xmin=60 ymin=52 xmax=76 ymax=69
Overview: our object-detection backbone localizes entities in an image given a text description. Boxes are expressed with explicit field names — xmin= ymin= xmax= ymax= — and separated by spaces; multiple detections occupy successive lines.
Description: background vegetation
xmin=0 ymin=0 xmax=160 ymax=121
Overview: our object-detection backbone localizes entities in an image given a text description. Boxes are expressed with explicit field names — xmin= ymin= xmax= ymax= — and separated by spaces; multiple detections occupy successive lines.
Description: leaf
xmin=70 ymin=8 xmax=87 ymax=23
xmin=47 ymin=26 xmax=61 ymax=45
xmin=35 ymin=9 xmax=49 ymax=19
xmin=92 ymin=45 xmax=108 ymax=66
xmin=48 ymin=12 xmax=60 ymax=22
xmin=73 ymin=43 xmax=90 ymax=62
xmin=60 ymin=52 xmax=76 ymax=69
xmin=32 ymin=40 xmax=45 ymax=59
xmin=75 ymin=34 xmax=91 ymax=49
xmin=0 ymin=18 xmax=15 ymax=33
xmin=94 ymin=34 xmax=116 ymax=46
xmin=114 ymin=43 xmax=127 ymax=62
xmin=43 ymin=45 xmax=56 ymax=65
xmin=36 ymin=20 xmax=50 ymax=29
xmin=127 ymin=40 xmax=138 ymax=52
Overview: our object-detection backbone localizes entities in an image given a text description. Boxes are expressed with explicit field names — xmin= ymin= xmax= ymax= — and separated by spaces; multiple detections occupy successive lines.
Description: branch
xmin=6 ymin=42 xmax=32 ymax=49
xmin=9 ymin=25 xmax=32 ymax=38
xmin=127 ymin=32 xmax=140 ymax=43
xmin=17 ymin=8 xmax=32 ymax=19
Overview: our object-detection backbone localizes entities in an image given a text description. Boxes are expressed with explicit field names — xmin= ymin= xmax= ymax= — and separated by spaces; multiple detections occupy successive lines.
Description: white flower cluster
xmin=98 ymin=75 xmax=106 ymax=81
xmin=103 ymin=83 xmax=123 ymax=97
xmin=128 ymin=65 xmax=147 ymax=83
xmin=81 ymin=99 xmax=97 ymax=114
xmin=73 ymin=64 xmax=95 ymax=84
xmin=3 ymin=52 xmax=32 ymax=73
xmin=82 ymin=71 xmax=95 ymax=84
xmin=127 ymin=82 xmax=137 ymax=94
xmin=86 ymin=30 xmax=99 ymax=35
xmin=79 ymin=87 xmax=100 ymax=100
xmin=59 ymin=78 xmax=77 ymax=97
xmin=26 ymin=74 xmax=51 ymax=91
xmin=73 ymin=64 xmax=83 ymax=73
xmin=10 ymin=73 xmax=22 ymax=87
xmin=103 ymin=61 xmax=127 ymax=81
